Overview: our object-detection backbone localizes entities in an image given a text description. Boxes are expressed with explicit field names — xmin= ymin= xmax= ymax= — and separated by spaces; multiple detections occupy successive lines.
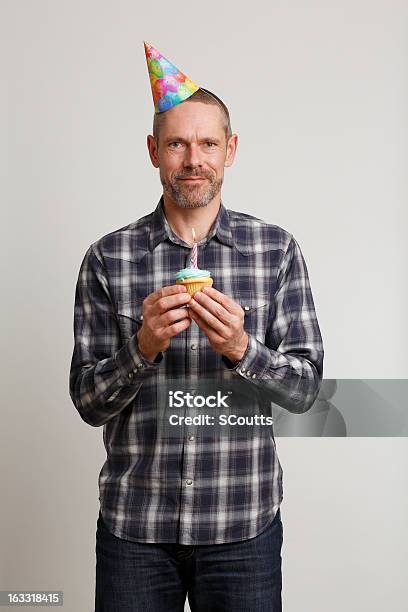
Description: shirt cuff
xmin=222 ymin=334 xmax=273 ymax=381
xmin=115 ymin=333 xmax=163 ymax=385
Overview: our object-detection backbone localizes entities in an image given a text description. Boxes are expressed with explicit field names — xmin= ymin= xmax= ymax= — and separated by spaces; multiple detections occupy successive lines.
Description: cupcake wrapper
xmin=176 ymin=278 xmax=213 ymax=296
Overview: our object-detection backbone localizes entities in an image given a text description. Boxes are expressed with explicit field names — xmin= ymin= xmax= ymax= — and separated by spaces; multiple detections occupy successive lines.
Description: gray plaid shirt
xmin=69 ymin=196 xmax=324 ymax=544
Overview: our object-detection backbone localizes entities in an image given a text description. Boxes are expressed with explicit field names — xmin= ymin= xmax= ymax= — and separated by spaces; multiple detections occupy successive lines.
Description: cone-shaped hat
xmin=144 ymin=41 xmax=200 ymax=113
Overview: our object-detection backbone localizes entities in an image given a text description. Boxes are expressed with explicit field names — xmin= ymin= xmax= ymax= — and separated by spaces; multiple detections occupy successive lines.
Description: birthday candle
xmin=191 ymin=228 xmax=198 ymax=268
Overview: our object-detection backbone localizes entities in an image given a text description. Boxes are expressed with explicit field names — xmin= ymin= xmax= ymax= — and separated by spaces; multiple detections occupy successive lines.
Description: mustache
xmin=174 ymin=171 xmax=213 ymax=180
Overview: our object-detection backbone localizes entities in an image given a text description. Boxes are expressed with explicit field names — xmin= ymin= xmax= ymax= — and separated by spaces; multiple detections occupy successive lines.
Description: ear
xmin=224 ymin=133 xmax=238 ymax=168
xmin=147 ymin=135 xmax=160 ymax=168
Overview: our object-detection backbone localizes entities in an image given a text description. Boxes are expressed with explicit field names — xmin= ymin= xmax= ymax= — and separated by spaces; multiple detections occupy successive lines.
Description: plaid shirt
xmin=69 ymin=196 xmax=324 ymax=544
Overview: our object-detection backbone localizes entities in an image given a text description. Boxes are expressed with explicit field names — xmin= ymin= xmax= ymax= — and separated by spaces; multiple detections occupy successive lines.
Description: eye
xmin=169 ymin=142 xmax=181 ymax=148
xmin=205 ymin=142 xmax=217 ymax=148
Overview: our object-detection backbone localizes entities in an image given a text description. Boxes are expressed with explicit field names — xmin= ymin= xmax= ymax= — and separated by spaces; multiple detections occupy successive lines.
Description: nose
xmin=183 ymin=143 xmax=203 ymax=170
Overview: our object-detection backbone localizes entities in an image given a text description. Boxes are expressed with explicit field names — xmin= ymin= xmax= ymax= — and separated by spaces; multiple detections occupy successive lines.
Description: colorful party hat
xmin=144 ymin=41 xmax=200 ymax=113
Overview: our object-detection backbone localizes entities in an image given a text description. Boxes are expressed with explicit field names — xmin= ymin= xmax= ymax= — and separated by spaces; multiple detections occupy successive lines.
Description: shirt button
xmin=140 ymin=314 xmax=144 ymax=321
xmin=191 ymin=343 xmax=198 ymax=350
xmin=185 ymin=479 xmax=193 ymax=485
xmin=137 ymin=363 xmax=144 ymax=369
xmin=188 ymin=435 xmax=195 ymax=441
xmin=240 ymin=368 xmax=246 ymax=374
xmin=128 ymin=372 xmax=133 ymax=379
xmin=252 ymin=373 xmax=257 ymax=379
xmin=246 ymin=371 xmax=251 ymax=377
xmin=243 ymin=305 xmax=250 ymax=312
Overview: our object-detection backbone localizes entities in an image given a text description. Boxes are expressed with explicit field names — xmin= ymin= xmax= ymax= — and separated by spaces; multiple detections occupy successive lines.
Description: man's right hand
xmin=136 ymin=285 xmax=192 ymax=362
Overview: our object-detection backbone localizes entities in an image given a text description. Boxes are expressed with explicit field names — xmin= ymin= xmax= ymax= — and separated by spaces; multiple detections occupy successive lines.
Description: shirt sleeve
xmin=69 ymin=244 xmax=162 ymax=427
xmin=222 ymin=235 xmax=324 ymax=413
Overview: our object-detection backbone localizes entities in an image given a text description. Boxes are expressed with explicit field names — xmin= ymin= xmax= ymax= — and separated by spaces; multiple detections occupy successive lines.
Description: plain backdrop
xmin=2 ymin=0 xmax=408 ymax=610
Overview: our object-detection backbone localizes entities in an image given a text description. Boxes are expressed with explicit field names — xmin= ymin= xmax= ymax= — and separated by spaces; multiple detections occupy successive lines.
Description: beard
xmin=160 ymin=169 xmax=223 ymax=208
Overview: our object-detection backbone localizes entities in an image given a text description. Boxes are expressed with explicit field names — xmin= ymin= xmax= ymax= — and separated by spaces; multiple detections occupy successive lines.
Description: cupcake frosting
xmin=175 ymin=267 xmax=212 ymax=281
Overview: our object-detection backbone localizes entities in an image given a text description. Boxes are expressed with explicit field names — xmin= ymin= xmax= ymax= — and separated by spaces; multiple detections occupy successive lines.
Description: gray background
xmin=2 ymin=0 xmax=408 ymax=610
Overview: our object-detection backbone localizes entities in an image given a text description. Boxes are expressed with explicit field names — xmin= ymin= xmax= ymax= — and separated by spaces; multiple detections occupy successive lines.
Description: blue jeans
xmin=95 ymin=508 xmax=283 ymax=611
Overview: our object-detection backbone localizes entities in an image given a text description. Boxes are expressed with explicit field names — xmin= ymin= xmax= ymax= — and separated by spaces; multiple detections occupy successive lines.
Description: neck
xmin=162 ymin=192 xmax=221 ymax=245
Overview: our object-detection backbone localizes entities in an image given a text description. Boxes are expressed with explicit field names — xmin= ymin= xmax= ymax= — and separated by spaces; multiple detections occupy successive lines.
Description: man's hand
xmin=188 ymin=286 xmax=249 ymax=365
xmin=137 ymin=285 xmax=192 ymax=362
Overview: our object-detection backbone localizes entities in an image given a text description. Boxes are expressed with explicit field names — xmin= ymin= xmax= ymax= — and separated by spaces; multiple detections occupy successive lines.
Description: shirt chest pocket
xmin=228 ymin=291 xmax=270 ymax=343
xmin=116 ymin=299 xmax=144 ymax=341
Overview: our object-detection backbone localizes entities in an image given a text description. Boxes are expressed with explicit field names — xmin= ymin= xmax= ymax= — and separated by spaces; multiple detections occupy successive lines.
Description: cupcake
xmin=175 ymin=267 xmax=213 ymax=296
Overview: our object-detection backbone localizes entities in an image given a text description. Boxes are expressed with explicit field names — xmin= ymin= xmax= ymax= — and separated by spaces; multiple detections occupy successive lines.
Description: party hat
xmin=144 ymin=41 xmax=200 ymax=113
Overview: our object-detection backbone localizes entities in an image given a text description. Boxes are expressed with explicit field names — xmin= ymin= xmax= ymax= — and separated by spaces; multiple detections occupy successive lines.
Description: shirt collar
xmin=148 ymin=195 xmax=234 ymax=252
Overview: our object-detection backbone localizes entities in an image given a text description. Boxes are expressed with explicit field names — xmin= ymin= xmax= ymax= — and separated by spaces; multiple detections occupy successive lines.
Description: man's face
xmin=147 ymin=101 xmax=237 ymax=208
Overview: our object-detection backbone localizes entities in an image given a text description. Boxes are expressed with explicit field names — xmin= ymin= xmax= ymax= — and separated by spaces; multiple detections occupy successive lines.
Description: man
xmin=69 ymin=43 xmax=324 ymax=611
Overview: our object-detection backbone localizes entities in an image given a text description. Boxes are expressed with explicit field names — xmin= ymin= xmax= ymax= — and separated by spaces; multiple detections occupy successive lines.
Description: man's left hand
xmin=188 ymin=286 xmax=249 ymax=365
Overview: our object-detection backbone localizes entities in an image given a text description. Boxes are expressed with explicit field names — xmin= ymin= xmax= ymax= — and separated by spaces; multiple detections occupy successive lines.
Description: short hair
xmin=152 ymin=87 xmax=232 ymax=145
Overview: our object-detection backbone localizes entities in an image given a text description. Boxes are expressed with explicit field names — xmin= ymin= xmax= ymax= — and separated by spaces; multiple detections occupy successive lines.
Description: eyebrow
xmin=164 ymin=136 xmax=222 ymax=145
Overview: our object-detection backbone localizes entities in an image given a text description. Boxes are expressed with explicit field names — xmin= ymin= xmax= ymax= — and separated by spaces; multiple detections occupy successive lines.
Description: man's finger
xmin=159 ymin=306 xmax=191 ymax=326
xmin=162 ymin=317 xmax=192 ymax=338
xmin=152 ymin=291 xmax=191 ymax=315
xmin=189 ymin=310 xmax=225 ymax=344
xmin=144 ymin=284 xmax=187 ymax=307
xmin=193 ymin=291 xmax=235 ymax=326
xmin=189 ymin=297 xmax=228 ymax=336
xmin=201 ymin=286 xmax=242 ymax=314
